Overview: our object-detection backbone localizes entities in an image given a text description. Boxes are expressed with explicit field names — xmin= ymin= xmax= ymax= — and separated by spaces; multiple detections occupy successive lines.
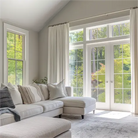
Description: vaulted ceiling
xmin=0 ymin=0 xmax=70 ymax=32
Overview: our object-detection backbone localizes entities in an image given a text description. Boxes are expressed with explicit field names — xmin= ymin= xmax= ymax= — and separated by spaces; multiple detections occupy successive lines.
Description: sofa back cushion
xmin=38 ymin=84 xmax=49 ymax=100
xmin=0 ymin=87 xmax=15 ymax=108
xmin=1 ymin=83 xmax=23 ymax=105
xmin=31 ymin=83 xmax=45 ymax=101
xmin=18 ymin=85 xmax=41 ymax=104
xmin=48 ymin=81 xmax=66 ymax=100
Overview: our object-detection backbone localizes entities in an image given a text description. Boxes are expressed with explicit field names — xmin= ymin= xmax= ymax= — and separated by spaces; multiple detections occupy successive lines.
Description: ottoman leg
xmin=81 ymin=115 xmax=84 ymax=119
xmin=93 ymin=110 xmax=95 ymax=114
xmin=59 ymin=114 xmax=62 ymax=118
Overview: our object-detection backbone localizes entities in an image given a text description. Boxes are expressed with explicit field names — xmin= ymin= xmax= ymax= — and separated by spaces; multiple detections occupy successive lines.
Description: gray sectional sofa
xmin=0 ymin=86 xmax=96 ymax=126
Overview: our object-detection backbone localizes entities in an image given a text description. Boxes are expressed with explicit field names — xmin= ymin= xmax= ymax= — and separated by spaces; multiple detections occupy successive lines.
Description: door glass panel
xmin=91 ymin=47 xmax=105 ymax=103
xmin=114 ymin=44 xmax=131 ymax=104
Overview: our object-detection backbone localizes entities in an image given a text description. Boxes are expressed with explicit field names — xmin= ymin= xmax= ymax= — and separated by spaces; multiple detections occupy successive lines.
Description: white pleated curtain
xmin=130 ymin=9 xmax=138 ymax=114
xmin=48 ymin=23 xmax=69 ymax=85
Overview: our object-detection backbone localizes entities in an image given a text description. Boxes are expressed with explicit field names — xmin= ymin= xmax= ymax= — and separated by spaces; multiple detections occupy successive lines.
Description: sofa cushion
xmin=56 ymin=97 xmax=96 ymax=108
xmin=48 ymin=80 xmax=66 ymax=100
xmin=0 ymin=87 xmax=15 ymax=108
xmin=0 ymin=116 xmax=71 ymax=138
xmin=18 ymin=85 xmax=41 ymax=104
xmin=0 ymin=113 xmax=15 ymax=126
xmin=15 ymin=104 xmax=43 ymax=119
xmin=34 ymin=100 xmax=63 ymax=112
xmin=31 ymin=83 xmax=45 ymax=101
xmin=38 ymin=84 xmax=49 ymax=100
xmin=1 ymin=83 xmax=23 ymax=105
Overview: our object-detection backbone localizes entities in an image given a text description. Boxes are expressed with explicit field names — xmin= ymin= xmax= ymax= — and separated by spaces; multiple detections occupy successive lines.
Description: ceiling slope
xmin=0 ymin=0 xmax=70 ymax=32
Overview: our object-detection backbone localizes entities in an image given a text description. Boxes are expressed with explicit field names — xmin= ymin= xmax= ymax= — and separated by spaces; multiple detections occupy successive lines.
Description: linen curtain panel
xmin=130 ymin=9 xmax=138 ymax=114
xmin=48 ymin=23 xmax=69 ymax=84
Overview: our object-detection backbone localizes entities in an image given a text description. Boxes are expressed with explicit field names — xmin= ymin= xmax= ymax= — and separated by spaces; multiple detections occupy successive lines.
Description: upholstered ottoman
xmin=57 ymin=97 xmax=96 ymax=119
xmin=0 ymin=116 xmax=71 ymax=138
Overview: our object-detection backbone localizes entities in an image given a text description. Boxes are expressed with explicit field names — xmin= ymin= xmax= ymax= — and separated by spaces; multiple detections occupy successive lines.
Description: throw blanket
xmin=0 ymin=108 xmax=20 ymax=122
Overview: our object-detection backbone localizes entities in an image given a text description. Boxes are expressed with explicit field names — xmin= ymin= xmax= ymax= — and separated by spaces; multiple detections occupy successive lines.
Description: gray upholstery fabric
xmin=48 ymin=81 xmax=66 ymax=100
xmin=0 ymin=116 xmax=71 ymax=138
xmin=56 ymin=97 xmax=96 ymax=108
xmin=0 ymin=87 xmax=15 ymax=109
xmin=38 ymin=84 xmax=49 ymax=100
xmin=34 ymin=100 xmax=63 ymax=112
xmin=15 ymin=104 xmax=43 ymax=119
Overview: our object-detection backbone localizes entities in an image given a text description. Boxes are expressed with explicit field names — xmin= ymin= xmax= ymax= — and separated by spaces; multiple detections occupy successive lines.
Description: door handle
xmin=106 ymin=81 xmax=108 ymax=83
xmin=111 ymin=81 xmax=113 ymax=83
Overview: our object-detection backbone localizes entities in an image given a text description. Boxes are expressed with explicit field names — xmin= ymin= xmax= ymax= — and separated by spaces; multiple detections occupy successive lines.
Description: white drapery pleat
xmin=130 ymin=9 xmax=138 ymax=114
xmin=48 ymin=23 xmax=69 ymax=85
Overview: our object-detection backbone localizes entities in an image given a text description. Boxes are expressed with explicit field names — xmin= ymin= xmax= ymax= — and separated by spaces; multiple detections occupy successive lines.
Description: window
xmin=87 ymin=25 xmax=107 ymax=40
xmin=4 ymin=24 xmax=29 ymax=85
xmin=111 ymin=21 xmax=130 ymax=37
xmin=69 ymin=48 xmax=83 ymax=96
xmin=114 ymin=44 xmax=131 ymax=104
xmin=69 ymin=29 xmax=83 ymax=43
xmin=7 ymin=32 xmax=24 ymax=85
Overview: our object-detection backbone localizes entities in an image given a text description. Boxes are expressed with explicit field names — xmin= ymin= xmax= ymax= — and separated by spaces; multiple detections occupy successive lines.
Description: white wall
xmin=0 ymin=21 xmax=39 ymax=84
xmin=38 ymin=0 xmax=137 ymax=79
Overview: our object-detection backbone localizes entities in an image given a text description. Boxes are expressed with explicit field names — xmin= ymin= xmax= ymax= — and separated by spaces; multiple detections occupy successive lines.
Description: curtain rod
xmin=48 ymin=6 xmax=138 ymax=28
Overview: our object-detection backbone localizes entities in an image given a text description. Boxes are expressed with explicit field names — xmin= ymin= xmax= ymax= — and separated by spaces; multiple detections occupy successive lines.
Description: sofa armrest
xmin=65 ymin=86 xmax=73 ymax=96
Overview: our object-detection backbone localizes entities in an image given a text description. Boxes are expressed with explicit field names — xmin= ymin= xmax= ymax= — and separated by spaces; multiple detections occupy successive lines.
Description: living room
xmin=0 ymin=0 xmax=138 ymax=138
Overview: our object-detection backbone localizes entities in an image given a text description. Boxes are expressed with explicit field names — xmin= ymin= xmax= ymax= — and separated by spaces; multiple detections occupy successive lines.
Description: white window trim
xmin=4 ymin=23 xmax=29 ymax=85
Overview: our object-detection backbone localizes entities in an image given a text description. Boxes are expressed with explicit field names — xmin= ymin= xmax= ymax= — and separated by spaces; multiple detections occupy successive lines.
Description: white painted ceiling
xmin=0 ymin=0 xmax=70 ymax=32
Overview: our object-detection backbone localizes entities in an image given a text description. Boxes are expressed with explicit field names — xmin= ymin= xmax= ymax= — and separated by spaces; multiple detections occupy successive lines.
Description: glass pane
xmin=91 ymin=47 xmax=97 ymax=60
xmin=7 ymin=46 xmax=15 ymax=59
xmin=16 ymin=52 xmax=22 ymax=60
xmin=91 ymin=74 xmax=98 ymax=89
xmin=97 ymin=60 xmax=105 ymax=74
xmin=98 ymin=89 xmax=105 ymax=102
xmin=16 ymin=35 xmax=23 ymax=52
xmin=112 ymin=22 xmax=130 ymax=37
xmin=114 ymin=89 xmax=122 ymax=103
xmin=91 ymin=89 xmax=98 ymax=100
xmin=88 ymin=26 xmax=107 ymax=40
xmin=73 ymin=88 xmax=77 ymax=97
xmin=69 ymin=49 xmax=83 ymax=61
xmin=16 ymin=61 xmax=23 ymax=85
xmin=77 ymin=88 xmax=83 ymax=97
xmin=114 ymin=45 xmax=122 ymax=58
xmin=77 ymin=75 xmax=83 ymax=87
xmin=114 ymin=59 xmax=122 ymax=73
xmin=91 ymin=61 xmax=98 ymax=73
xmin=114 ymin=74 xmax=122 ymax=88
xmin=98 ymin=75 xmax=105 ymax=88
xmin=69 ymin=29 xmax=83 ymax=43
xmin=97 ymin=47 xmax=105 ymax=59
xmin=123 ymin=59 xmax=131 ymax=73
xmin=7 ymin=32 xmax=15 ymax=45
xmin=69 ymin=48 xmax=83 ymax=97
xmin=123 ymin=74 xmax=131 ymax=88
xmin=123 ymin=44 xmax=130 ymax=58
xmin=8 ymin=60 xmax=16 ymax=84
xmin=124 ymin=89 xmax=131 ymax=104
xmin=70 ymin=75 xmax=77 ymax=87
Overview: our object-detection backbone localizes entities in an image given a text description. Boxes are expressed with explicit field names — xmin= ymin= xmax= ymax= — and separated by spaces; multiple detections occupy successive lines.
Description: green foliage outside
xmin=69 ymin=22 xmax=131 ymax=104
xmin=7 ymin=32 xmax=23 ymax=85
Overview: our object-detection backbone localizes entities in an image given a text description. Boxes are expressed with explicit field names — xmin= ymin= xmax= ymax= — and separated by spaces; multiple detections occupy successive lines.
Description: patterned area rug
xmin=62 ymin=110 xmax=138 ymax=138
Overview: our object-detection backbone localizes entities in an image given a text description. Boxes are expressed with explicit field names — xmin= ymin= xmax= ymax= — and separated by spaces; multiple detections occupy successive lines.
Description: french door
xmin=87 ymin=40 xmax=131 ymax=111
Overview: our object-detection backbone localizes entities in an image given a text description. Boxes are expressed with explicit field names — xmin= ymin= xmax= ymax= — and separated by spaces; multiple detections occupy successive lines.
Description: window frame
xmin=69 ymin=16 xmax=130 ymax=97
xmin=4 ymin=23 xmax=29 ymax=85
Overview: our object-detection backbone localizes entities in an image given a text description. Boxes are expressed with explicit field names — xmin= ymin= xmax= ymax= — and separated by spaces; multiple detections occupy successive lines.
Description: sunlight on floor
xmin=96 ymin=111 xmax=131 ymax=119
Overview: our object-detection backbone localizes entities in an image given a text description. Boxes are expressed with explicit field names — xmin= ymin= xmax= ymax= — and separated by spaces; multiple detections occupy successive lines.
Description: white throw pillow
xmin=48 ymin=80 xmax=66 ymax=100
xmin=18 ymin=85 xmax=41 ymax=104
xmin=1 ymin=83 xmax=23 ymax=105
xmin=38 ymin=84 xmax=49 ymax=100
